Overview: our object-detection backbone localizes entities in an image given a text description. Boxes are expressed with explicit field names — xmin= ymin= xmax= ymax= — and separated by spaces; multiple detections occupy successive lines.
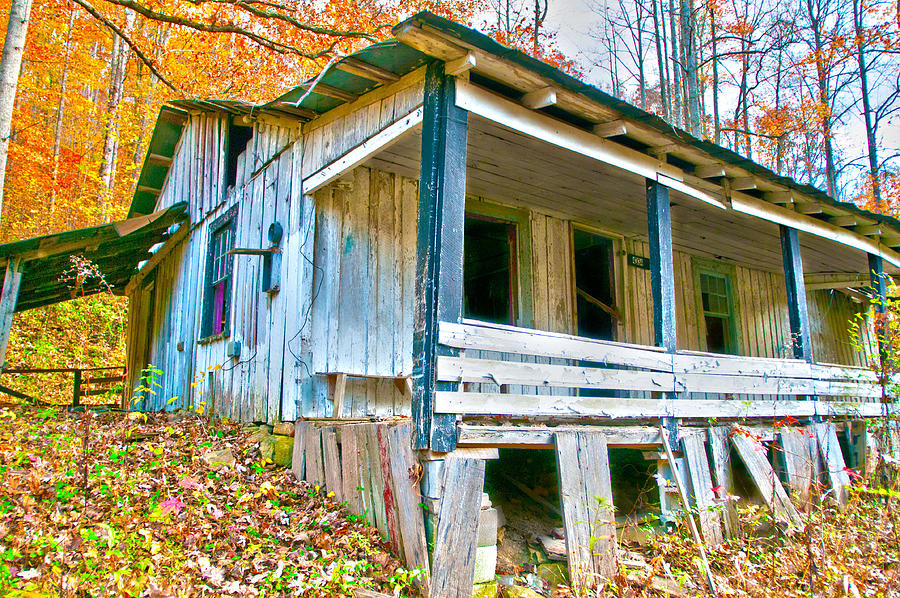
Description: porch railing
xmin=0 ymin=366 xmax=126 ymax=407
xmin=436 ymin=320 xmax=893 ymax=419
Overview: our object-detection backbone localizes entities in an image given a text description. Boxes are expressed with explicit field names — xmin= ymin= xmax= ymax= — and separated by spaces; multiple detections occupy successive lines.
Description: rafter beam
xmin=592 ymin=120 xmax=630 ymax=138
xmin=445 ymin=52 xmax=477 ymax=77
xmin=520 ymin=86 xmax=557 ymax=109
xmin=694 ymin=163 xmax=726 ymax=179
xmin=300 ymin=82 xmax=358 ymax=103
xmin=335 ymin=57 xmax=400 ymax=83
xmin=730 ymin=177 xmax=757 ymax=191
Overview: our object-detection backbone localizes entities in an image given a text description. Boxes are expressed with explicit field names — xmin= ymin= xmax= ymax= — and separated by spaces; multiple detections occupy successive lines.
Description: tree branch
xmin=72 ymin=0 xmax=179 ymax=93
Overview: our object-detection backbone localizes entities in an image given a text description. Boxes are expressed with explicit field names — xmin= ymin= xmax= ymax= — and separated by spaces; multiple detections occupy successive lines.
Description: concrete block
xmin=473 ymin=581 xmax=499 ymax=598
xmin=473 ymin=545 xmax=497 ymax=584
xmin=273 ymin=422 xmax=294 ymax=436
xmin=477 ymin=507 xmax=498 ymax=547
xmin=273 ymin=435 xmax=293 ymax=467
xmin=260 ymin=435 xmax=276 ymax=461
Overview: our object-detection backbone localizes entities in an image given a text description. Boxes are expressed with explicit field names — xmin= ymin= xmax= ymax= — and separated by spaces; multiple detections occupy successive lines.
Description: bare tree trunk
xmin=852 ymin=0 xmax=881 ymax=207
xmin=681 ymin=0 xmax=700 ymax=133
xmin=0 ymin=0 xmax=32 ymax=225
xmin=807 ymin=0 xmax=838 ymax=197
xmin=669 ymin=0 xmax=682 ymax=127
xmin=710 ymin=2 xmax=720 ymax=144
xmin=51 ymin=2 xmax=76 ymax=216
xmin=98 ymin=31 xmax=129 ymax=219
xmin=652 ymin=0 xmax=669 ymax=119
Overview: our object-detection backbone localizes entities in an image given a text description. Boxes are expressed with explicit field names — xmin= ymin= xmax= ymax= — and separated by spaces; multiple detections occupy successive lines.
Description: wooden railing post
xmin=0 ymin=257 xmax=23 ymax=370
xmin=412 ymin=61 xmax=469 ymax=452
xmin=646 ymin=179 xmax=677 ymax=355
xmin=72 ymin=368 xmax=81 ymax=408
xmin=780 ymin=225 xmax=813 ymax=363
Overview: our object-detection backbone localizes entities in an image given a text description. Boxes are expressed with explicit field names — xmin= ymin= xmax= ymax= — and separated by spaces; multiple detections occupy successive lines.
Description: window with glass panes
xmin=698 ymin=271 xmax=736 ymax=354
xmin=202 ymin=207 xmax=237 ymax=338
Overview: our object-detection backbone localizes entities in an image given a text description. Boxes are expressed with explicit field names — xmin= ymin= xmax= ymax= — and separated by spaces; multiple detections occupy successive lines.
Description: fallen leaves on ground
xmin=0 ymin=404 xmax=419 ymax=597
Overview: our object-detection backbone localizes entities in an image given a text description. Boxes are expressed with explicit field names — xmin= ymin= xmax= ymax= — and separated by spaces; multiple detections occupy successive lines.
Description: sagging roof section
xmin=0 ymin=202 xmax=188 ymax=311
xmin=126 ymin=12 xmax=900 ymax=262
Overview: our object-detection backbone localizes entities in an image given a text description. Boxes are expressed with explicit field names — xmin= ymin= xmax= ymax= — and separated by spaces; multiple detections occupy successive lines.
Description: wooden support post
xmin=868 ymin=254 xmax=890 ymax=370
xmin=413 ymin=60 xmax=469 ymax=451
xmin=814 ymin=422 xmax=851 ymax=507
xmin=731 ymin=427 xmax=802 ymax=525
xmin=328 ymin=373 xmax=347 ymax=419
xmin=681 ymin=434 xmax=724 ymax=545
xmin=780 ymin=226 xmax=813 ymax=362
xmin=707 ymin=427 xmax=739 ymax=538
xmin=430 ymin=456 xmax=485 ymax=598
xmin=776 ymin=428 xmax=817 ymax=508
xmin=72 ymin=369 xmax=82 ymax=408
xmin=555 ymin=431 xmax=617 ymax=591
xmin=0 ymin=257 xmax=22 ymax=370
xmin=647 ymin=180 xmax=677 ymax=355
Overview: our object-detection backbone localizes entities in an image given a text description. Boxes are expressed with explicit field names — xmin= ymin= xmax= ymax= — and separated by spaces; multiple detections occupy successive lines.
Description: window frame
xmin=464 ymin=198 xmax=533 ymax=328
xmin=569 ymin=224 xmax=622 ymax=342
xmin=691 ymin=258 xmax=741 ymax=355
xmin=200 ymin=206 xmax=238 ymax=342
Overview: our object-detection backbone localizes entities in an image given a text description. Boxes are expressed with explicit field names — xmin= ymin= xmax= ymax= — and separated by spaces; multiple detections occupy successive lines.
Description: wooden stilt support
xmin=707 ymin=427 xmax=739 ymax=538
xmin=555 ymin=431 xmax=617 ymax=591
xmin=731 ymin=427 xmax=801 ymax=525
xmin=430 ymin=456 xmax=485 ymax=598
xmin=777 ymin=428 xmax=817 ymax=507
xmin=681 ymin=434 xmax=724 ymax=545
xmin=814 ymin=422 xmax=851 ymax=507
xmin=291 ymin=421 xmax=308 ymax=481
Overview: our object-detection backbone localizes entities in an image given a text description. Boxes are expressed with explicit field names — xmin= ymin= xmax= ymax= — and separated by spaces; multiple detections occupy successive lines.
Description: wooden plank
xmin=303 ymin=107 xmax=423 ymax=194
xmin=430 ymin=456 xmax=485 ymax=598
xmin=377 ymin=424 xmax=402 ymax=556
xmin=457 ymin=424 xmax=706 ymax=447
xmin=322 ymin=427 xmax=343 ymax=502
xmin=681 ymin=434 xmax=724 ymax=545
xmin=304 ymin=425 xmax=325 ymax=486
xmin=291 ymin=421 xmax=308 ymax=481
xmin=707 ymin=427 xmax=739 ymax=538
xmin=647 ymin=179 xmax=677 ymax=355
xmin=555 ymin=431 xmax=617 ymax=591
xmin=387 ymin=422 xmax=431 ymax=596
xmin=0 ymin=258 xmax=22 ymax=368
xmin=777 ymin=428 xmax=816 ymax=506
xmin=328 ymin=373 xmax=348 ymax=418
xmin=435 ymin=392 xmax=895 ymax=418
xmin=438 ymin=355 xmax=680 ymax=392
xmin=814 ymin=423 xmax=851 ymax=507
xmin=340 ymin=424 xmax=363 ymax=515
xmin=730 ymin=427 xmax=801 ymax=525
xmin=365 ymin=423 xmax=389 ymax=537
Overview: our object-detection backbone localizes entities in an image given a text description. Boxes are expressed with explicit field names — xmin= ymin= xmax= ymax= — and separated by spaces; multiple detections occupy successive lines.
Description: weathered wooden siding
xmin=306 ymin=166 xmax=419 ymax=418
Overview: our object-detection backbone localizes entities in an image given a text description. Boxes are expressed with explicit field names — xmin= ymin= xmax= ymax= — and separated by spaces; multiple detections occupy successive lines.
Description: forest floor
xmin=0 ymin=404 xmax=419 ymax=597
xmin=3 ymin=402 xmax=900 ymax=598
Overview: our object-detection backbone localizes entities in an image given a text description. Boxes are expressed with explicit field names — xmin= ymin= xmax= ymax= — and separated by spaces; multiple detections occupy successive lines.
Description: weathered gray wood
xmin=730 ymin=428 xmax=801 ymax=525
xmin=707 ymin=427 xmax=739 ymax=538
xmin=322 ymin=427 xmax=343 ymax=502
xmin=291 ymin=421 xmax=307 ymax=482
xmin=814 ymin=423 xmax=851 ymax=507
xmin=436 ymin=392 xmax=894 ymax=419
xmin=0 ymin=257 xmax=22 ymax=368
xmin=376 ymin=423 xmax=402 ymax=555
xmin=681 ymin=434 xmax=724 ymax=546
xmin=304 ymin=425 xmax=325 ymax=486
xmin=365 ymin=423 xmax=389 ymax=538
xmin=328 ymin=373 xmax=348 ymax=418
xmin=340 ymin=424 xmax=363 ymax=515
xmin=387 ymin=422 xmax=430 ymax=597
xmin=430 ymin=456 xmax=485 ymax=598
xmin=457 ymin=424 xmax=706 ymax=447
xmin=777 ymin=428 xmax=816 ymax=506
xmin=555 ymin=431 xmax=617 ymax=591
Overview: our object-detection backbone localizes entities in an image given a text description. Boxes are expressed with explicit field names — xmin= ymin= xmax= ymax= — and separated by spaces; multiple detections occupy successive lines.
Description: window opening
xmin=698 ymin=270 xmax=736 ymax=354
xmin=225 ymin=120 xmax=253 ymax=189
xmin=573 ymin=229 xmax=617 ymax=341
xmin=463 ymin=215 xmax=517 ymax=325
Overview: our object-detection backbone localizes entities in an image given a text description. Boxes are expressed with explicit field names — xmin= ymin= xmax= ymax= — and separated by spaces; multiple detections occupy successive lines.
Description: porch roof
xmin=127 ymin=12 xmax=900 ymax=271
xmin=0 ymin=202 xmax=188 ymax=311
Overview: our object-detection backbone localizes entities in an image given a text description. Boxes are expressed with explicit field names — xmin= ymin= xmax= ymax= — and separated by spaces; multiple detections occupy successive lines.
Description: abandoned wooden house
xmin=2 ymin=11 xmax=900 ymax=597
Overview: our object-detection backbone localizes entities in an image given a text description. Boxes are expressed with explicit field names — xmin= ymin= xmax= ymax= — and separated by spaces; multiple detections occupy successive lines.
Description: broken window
xmin=573 ymin=228 xmax=617 ymax=341
xmin=463 ymin=215 xmax=517 ymax=325
xmin=224 ymin=119 xmax=253 ymax=190
xmin=202 ymin=206 xmax=237 ymax=338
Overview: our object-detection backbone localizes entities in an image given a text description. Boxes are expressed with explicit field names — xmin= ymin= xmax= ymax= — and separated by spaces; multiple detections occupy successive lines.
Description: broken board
xmin=681 ymin=433 xmax=724 ymax=546
xmin=555 ymin=430 xmax=617 ymax=591
xmin=731 ymin=427 xmax=801 ymax=525
xmin=814 ymin=422 xmax=851 ymax=507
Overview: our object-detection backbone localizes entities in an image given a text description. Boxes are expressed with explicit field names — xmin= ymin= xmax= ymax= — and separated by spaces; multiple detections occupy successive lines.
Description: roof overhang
xmin=0 ymin=203 xmax=189 ymax=311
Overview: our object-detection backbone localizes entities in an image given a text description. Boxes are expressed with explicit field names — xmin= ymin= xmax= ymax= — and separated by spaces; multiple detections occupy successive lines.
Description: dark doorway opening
xmin=464 ymin=215 xmax=517 ymax=325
